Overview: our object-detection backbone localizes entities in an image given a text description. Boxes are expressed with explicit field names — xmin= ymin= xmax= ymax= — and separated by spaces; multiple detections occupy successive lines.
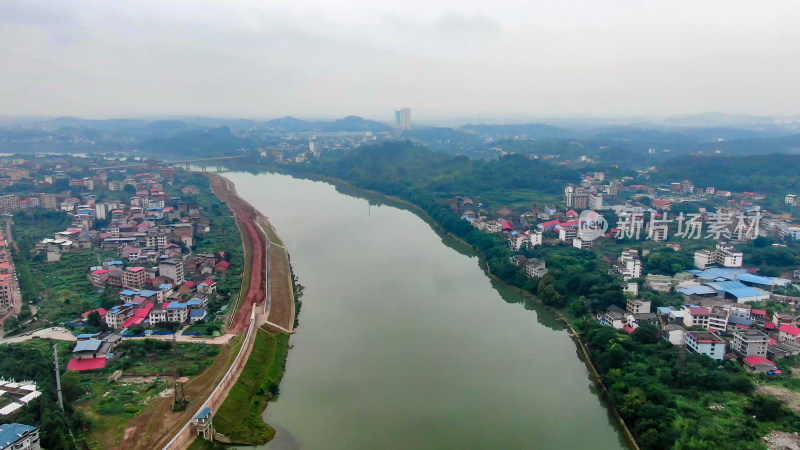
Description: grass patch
xmin=213 ymin=327 xmax=289 ymax=445
xmin=187 ymin=438 xmax=227 ymax=450
xmin=108 ymin=339 xmax=220 ymax=377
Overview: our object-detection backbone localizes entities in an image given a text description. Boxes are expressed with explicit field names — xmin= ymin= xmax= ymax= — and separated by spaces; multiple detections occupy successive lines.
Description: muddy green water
xmin=226 ymin=172 xmax=623 ymax=450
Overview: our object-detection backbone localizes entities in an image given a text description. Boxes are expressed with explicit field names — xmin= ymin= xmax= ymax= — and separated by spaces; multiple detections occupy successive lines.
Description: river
xmin=225 ymin=171 xmax=623 ymax=450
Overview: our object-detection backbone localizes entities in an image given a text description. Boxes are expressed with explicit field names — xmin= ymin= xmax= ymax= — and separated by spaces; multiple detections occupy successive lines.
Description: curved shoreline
xmin=264 ymin=168 xmax=639 ymax=450
xmin=162 ymin=173 xmax=295 ymax=449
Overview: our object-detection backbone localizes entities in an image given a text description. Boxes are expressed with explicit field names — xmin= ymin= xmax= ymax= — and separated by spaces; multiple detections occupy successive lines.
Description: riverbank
xmin=267 ymin=168 xmax=637 ymax=449
xmin=211 ymin=326 xmax=290 ymax=444
xmin=183 ymin=174 xmax=295 ymax=448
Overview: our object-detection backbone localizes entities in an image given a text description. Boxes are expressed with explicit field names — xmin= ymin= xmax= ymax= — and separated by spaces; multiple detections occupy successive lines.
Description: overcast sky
xmin=1 ymin=0 xmax=799 ymax=121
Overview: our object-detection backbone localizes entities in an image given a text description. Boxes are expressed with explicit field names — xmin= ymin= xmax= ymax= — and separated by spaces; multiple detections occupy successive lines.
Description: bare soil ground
xmin=764 ymin=430 xmax=800 ymax=450
xmin=207 ymin=174 xmax=267 ymax=333
xmin=113 ymin=337 xmax=241 ymax=450
xmin=757 ymin=385 xmax=800 ymax=413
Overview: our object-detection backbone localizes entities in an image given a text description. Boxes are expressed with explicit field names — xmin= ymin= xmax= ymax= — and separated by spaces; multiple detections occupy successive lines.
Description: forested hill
xmin=654 ymin=153 xmax=800 ymax=194
xmin=293 ymin=140 xmax=581 ymax=200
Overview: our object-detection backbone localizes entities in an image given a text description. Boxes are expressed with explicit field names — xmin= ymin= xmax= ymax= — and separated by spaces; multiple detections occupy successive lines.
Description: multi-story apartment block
xmin=0 ymin=195 xmax=19 ymax=214
xmin=106 ymin=303 xmax=134 ymax=328
xmin=626 ymin=298 xmax=651 ymax=315
xmin=694 ymin=243 xmax=743 ymax=269
xmin=615 ymin=249 xmax=642 ymax=280
xmin=731 ymin=329 xmax=769 ymax=357
xmin=159 ymin=259 xmax=185 ymax=285
xmin=122 ymin=266 xmax=146 ymax=290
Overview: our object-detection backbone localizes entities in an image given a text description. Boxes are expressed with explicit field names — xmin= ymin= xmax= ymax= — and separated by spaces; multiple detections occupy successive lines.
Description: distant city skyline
xmin=2 ymin=0 xmax=800 ymax=119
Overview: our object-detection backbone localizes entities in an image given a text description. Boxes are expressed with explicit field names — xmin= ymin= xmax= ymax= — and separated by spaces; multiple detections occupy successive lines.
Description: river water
xmin=225 ymin=171 xmax=623 ymax=450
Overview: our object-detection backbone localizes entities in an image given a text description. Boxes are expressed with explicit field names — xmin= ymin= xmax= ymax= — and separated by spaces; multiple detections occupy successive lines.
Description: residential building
xmin=395 ymin=108 xmax=411 ymax=130
xmin=626 ymin=312 xmax=658 ymax=329
xmin=525 ymin=258 xmax=548 ymax=279
xmin=589 ymin=193 xmax=603 ymax=210
xmin=508 ymin=233 xmax=529 ymax=251
xmin=683 ymin=306 xmax=710 ymax=329
xmin=694 ymin=243 xmax=743 ymax=269
xmin=685 ymin=330 xmax=726 ymax=360
xmin=564 ymin=185 xmax=590 ymax=210
xmin=626 ymin=298 xmax=651 ymax=315
xmin=165 ymin=302 xmax=188 ymax=323
xmin=707 ymin=306 xmax=730 ymax=333
xmin=730 ymin=329 xmax=769 ymax=358
xmin=0 ymin=423 xmax=40 ymax=450
xmin=644 ymin=274 xmax=672 ymax=292
xmin=601 ymin=305 xmax=627 ymax=329
xmin=742 ymin=355 xmax=778 ymax=373
xmin=158 ymin=259 xmax=185 ymax=285
xmin=773 ymin=312 xmax=799 ymax=328
xmin=122 ymin=266 xmax=146 ymax=290
xmin=786 ymin=194 xmax=799 ymax=207
xmin=614 ymin=249 xmax=642 ymax=280
xmin=0 ymin=195 xmax=19 ymax=214
xmin=558 ymin=225 xmax=578 ymax=242
xmin=106 ymin=304 xmax=134 ymax=328
xmin=778 ymin=324 xmax=800 ymax=343
xmin=39 ymin=193 xmax=57 ymax=209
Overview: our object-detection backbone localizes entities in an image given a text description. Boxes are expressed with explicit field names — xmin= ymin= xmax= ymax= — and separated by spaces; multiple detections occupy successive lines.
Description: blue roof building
xmin=0 ymin=423 xmax=38 ymax=449
xmin=73 ymin=339 xmax=102 ymax=353
xmin=704 ymin=281 xmax=770 ymax=302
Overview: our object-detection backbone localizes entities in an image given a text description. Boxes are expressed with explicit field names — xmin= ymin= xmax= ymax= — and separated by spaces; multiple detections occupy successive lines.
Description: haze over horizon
xmin=2 ymin=0 xmax=799 ymax=121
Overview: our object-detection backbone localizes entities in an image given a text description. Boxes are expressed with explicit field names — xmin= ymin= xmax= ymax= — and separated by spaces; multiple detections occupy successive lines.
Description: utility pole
xmin=53 ymin=344 xmax=64 ymax=411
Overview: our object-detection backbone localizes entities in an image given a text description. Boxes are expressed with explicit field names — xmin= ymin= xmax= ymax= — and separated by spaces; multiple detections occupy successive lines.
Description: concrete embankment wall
xmin=162 ymin=306 xmax=259 ymax=450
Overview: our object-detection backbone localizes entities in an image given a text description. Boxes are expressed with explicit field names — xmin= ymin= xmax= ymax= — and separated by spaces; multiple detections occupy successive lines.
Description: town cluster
xmin=453 ymin=171 xmax=800 ymax=376
xmin=0 ymin=157 xmax=234 ymax=373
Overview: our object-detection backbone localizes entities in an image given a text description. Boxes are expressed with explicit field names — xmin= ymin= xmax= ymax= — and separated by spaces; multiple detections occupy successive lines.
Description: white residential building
xmin=616 ymin=249 xmax=642 ymax=280
xmin=694 ymin=243 xmax=743 ymax=269
xmin=686 ymin=331 xmax=726 ymax=360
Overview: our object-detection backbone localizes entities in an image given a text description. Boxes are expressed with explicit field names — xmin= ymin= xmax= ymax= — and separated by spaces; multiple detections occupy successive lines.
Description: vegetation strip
xmin=211 ymin=326 xmax=290 ymax=444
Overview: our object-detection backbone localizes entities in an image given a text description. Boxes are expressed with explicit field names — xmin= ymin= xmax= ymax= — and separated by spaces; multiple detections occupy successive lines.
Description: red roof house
xmin=742 ymin=355 xmax=777 ymax=373
xmin=67 ymin=357 xmax=107 ymax=371
xmin=82 ymin=308 xmax=107 ymax=320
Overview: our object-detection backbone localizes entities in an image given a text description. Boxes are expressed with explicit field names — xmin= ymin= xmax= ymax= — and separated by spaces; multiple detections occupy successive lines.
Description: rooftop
xmin=0 ymin=424 xmax=37 ymax=447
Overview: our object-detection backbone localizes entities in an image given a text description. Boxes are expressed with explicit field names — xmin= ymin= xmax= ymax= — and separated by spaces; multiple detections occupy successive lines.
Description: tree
xmin=61 ymin=371 xmax=84 ymax=403
xmin=3 ymin=316 xmax=19 ymax=332
xmin=87 ymin=311 xmax=102 ymax=328
xmin=745 ymin=395 xmax=784 ymax=422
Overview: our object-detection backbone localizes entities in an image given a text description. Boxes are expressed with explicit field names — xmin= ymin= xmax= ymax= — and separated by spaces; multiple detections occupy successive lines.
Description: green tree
xmin=87 ymin=311 xmax=102 ymax=328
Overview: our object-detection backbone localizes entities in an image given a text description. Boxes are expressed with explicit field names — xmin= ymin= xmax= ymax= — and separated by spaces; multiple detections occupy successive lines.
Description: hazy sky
xmin=1 ymin=0 xmax=799 ymax=121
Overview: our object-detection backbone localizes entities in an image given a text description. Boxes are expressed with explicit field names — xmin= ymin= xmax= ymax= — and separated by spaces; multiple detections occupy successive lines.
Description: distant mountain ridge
xmin=263 ymin=115 xmax=391 ymax=132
